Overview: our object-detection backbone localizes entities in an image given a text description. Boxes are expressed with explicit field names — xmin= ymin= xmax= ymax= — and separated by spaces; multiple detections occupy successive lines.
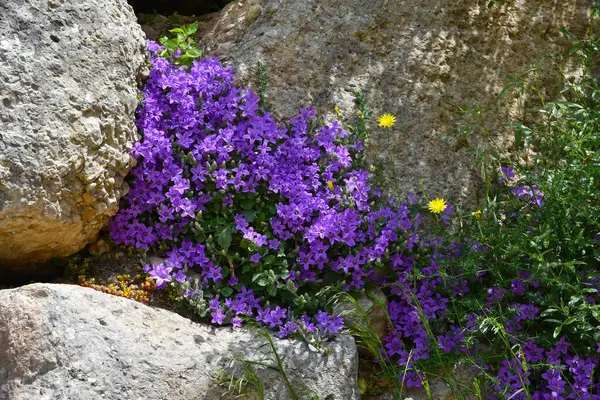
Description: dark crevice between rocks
xmin=126 ymin=0 xmax=232 ymax=17
xmin=0 ymin=260 xmax=65 ymax=290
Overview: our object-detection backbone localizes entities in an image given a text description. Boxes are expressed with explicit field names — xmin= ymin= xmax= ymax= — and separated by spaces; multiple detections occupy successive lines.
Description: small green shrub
xmin=158 ymin=22 xmax=203 ymax=66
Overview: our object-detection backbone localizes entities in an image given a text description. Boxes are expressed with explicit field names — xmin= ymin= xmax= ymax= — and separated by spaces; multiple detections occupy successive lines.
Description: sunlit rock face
xmin=0 ymin=0 xmax=146 ymax=267
xmin=193 ymin=0 xmax=590 ymax=203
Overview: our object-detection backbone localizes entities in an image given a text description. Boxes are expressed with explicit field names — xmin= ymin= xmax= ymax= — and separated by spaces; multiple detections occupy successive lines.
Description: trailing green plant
xmin=65 ymin=255 xmax=90 ymax=278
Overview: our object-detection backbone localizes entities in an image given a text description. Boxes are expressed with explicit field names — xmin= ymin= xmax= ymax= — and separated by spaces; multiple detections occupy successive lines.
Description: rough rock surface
xmin=0 ymin=0 xmax=146 ymax=267
xmin=0 ymin=283 xmax=359 ymax=400
xmin=192 ymin=0 xmax=591 ymax=202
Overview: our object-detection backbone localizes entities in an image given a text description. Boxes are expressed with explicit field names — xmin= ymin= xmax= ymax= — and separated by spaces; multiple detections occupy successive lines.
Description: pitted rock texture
xmin=0 ymin=0 xmax=146 ymax=266
xmin=194 ymin=0 xmax=591 ymax=202
xmin=0 ymin=283 xmax=359 ymax=400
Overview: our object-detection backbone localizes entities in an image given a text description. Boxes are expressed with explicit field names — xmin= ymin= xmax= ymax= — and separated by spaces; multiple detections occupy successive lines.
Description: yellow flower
xmin=327 ymin=181 xmax=335 ymax=191
xmin=428 ymin=198 xmax=447 ymax=214
xmin=377 ymin=113 xmax=396 ymax=128
xmin=334 ymin=106 xmax=340 ymax=116
xmin=472 ymin=210 xmax=482 ymax=219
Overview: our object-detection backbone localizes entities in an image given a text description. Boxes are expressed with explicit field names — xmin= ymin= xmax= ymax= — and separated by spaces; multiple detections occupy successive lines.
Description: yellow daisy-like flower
xmin=377 ymin=113 xmax=396 ymax=128
xmin=428 ymin=198 xmax=447 ymax=214
xmin=472 ymin=210 xmax=482 ymax=219
xmin=327 ymin=181 xmax=335 ymax=191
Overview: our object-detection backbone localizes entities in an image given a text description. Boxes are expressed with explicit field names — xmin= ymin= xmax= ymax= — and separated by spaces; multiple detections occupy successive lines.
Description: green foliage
xmin=349 ymin=90 xmax=372 ymax=170
xmin=337 ymin=6 xmax=600 ymax=397
xmin=333 ymin=291 xmax=405 ymax=398
xmin=65 ymin=255 xmax=90 ymax=278
xmin=459 ymin=23 xmax=600 ymax=348
xmin=410 ymin=11 xmax=600 ymax=397
xmin=167 ymin=11 xmax=182 ymax=26
xmin=256 ymin=61 xmax=271 ymax=115
xmin=158 ymin=22 xmax=203 ymax=66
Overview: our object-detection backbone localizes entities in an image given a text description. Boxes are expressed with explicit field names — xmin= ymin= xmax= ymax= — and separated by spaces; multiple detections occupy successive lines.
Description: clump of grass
xmin=214 ymin=325 xmax=319 ymax=400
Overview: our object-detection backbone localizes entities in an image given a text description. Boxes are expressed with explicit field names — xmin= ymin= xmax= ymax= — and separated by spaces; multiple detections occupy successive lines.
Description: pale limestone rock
xmin=0 ymin=283 xmax=359 ymax=400
xmin=0 ymin=0 xmax=146 ymax=267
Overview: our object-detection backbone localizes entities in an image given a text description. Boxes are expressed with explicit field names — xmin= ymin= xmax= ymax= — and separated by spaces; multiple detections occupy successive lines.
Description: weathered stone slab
xmin=0 ymin=283 xmax=359 ymax=400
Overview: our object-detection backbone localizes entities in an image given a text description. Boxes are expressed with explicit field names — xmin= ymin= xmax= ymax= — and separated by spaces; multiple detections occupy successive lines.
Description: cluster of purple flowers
xmin=110 ymin=41 xmax=416 ymax=338
xmin=110 ymin=41 xmax=600 ymax=397
xmin=493 ymin=337 xmax=600 ymax=399
xmin=512 ymin=184 xmax=545 ymax=208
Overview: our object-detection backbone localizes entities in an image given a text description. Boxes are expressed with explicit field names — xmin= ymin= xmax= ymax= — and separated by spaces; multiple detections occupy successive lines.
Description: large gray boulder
xmin=0 ymin=283 xmax=359 ymax=400
xmin=0 ymin=0 xmax=146 ymax=266
xmin=191 ymin=0 xmax=591 ymax=202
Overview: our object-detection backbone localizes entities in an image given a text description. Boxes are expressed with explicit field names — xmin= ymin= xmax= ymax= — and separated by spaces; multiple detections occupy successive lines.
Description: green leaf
xmin=257 ymin=278 xmax=269 ymax=287
xmin=568 ymin=296 xmax=583 ymax=306
xmin=540 ymin=308 xmax=558 ymax=317
xmin=241 ymin=198 xmax=256 ymax=210
xmin=553 ymin=325 xmax=562 ymax=339
xmin=186 ymin=47 xmax=203 ymax=58
xmin=216 ymin=227 xmax=232 ymax=252
xmin=286 ymin=279 xmax=297 ymax=293
xmin=243 ymin=209 xmax=258 ymax=222
xmin=220 ymin=287 xmax=234 ymax=297
xmin=262 ymin=255 xmax=277 ymax=266
xmin=563 ymin=316 xmax=577 ymax=325
xmin=514 ymin=127 xmax=523 ymax=150
xmin=185 ymin=21 xmax=199 ymax=35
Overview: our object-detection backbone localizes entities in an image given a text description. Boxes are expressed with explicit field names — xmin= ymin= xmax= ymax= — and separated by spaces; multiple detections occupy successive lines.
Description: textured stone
xmin=195 ymin=0 xmax=591 ymax=203
xmin=0 ymin=0 xmax=146 ymax=267
xmin=0 ymin=283 xmax=359 ymax=400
